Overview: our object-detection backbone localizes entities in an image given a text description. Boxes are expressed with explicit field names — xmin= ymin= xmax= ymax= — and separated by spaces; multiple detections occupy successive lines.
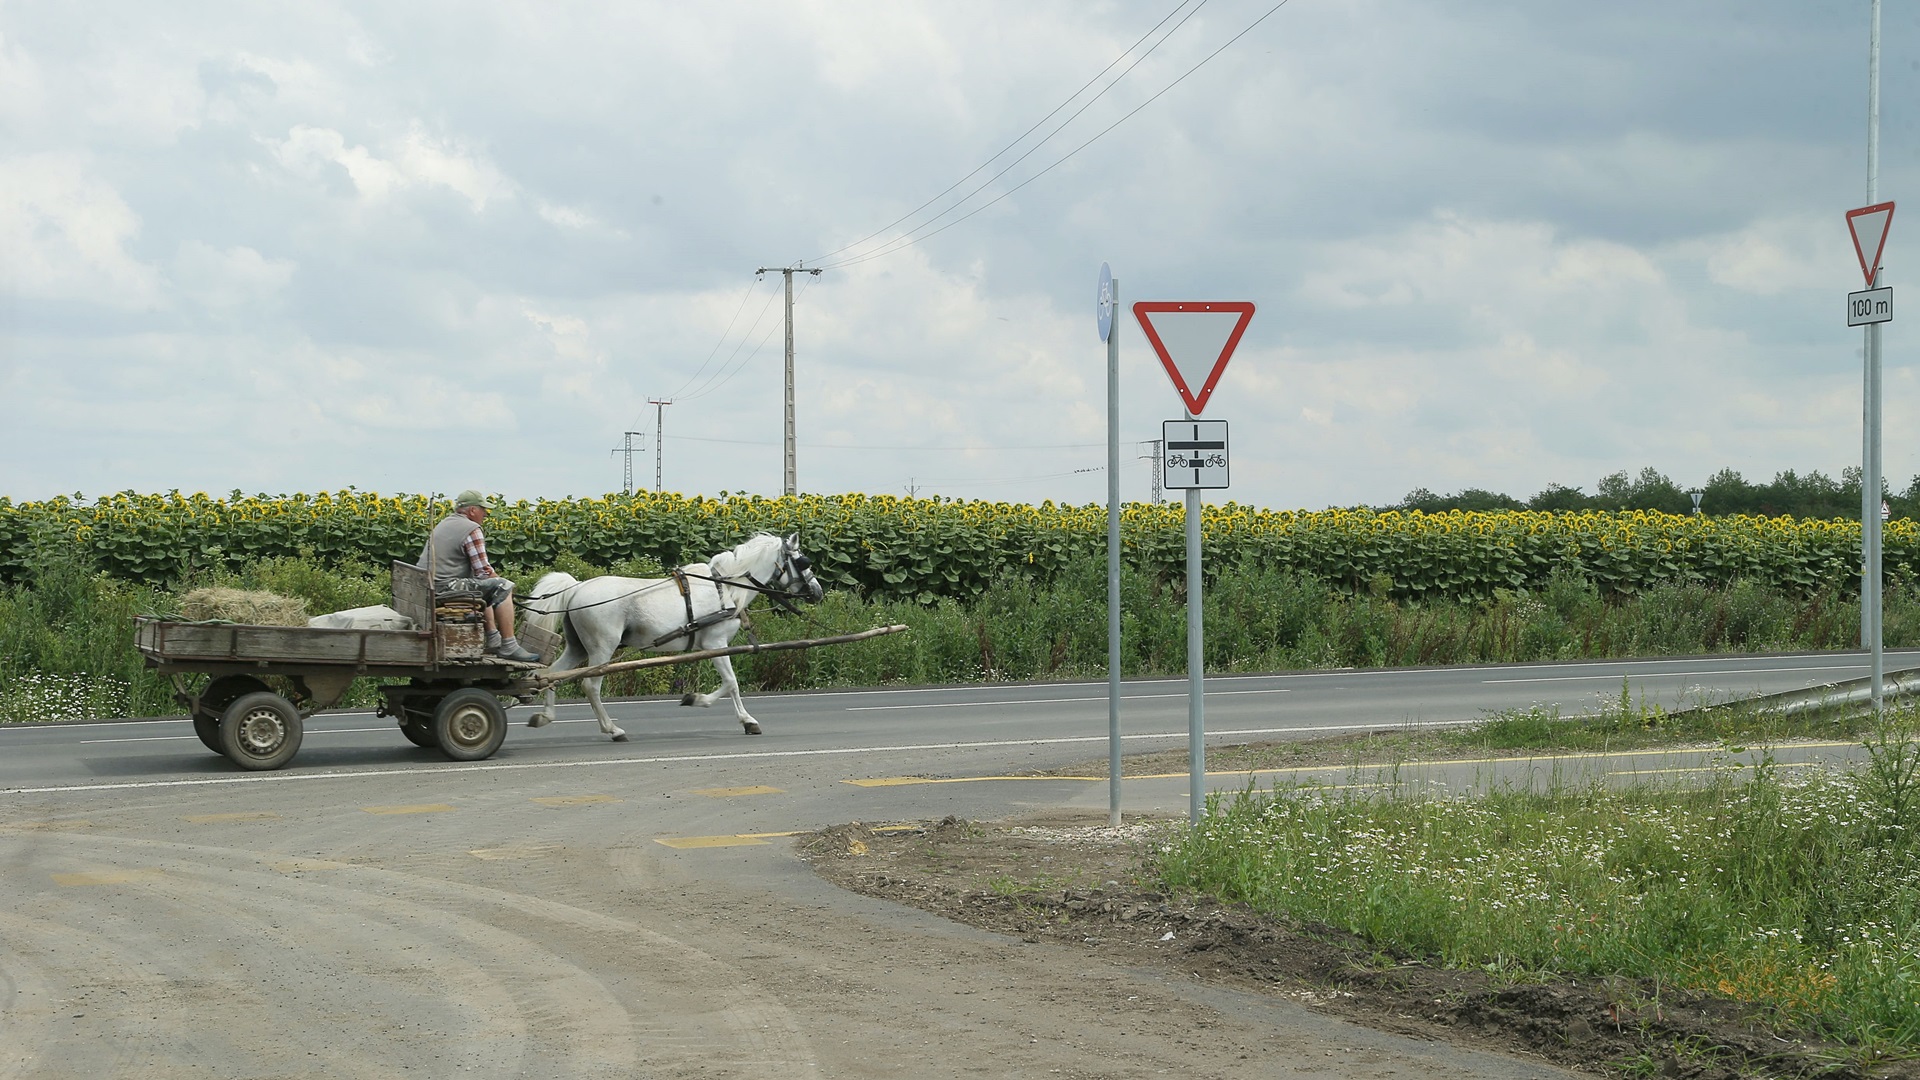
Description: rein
xmin=517 ymin=554 xmax=816 ymax=618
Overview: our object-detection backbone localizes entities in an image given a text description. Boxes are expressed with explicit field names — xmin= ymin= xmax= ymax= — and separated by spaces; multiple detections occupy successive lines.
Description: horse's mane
xmin=708 ymin=532 xmax=783 ymax=578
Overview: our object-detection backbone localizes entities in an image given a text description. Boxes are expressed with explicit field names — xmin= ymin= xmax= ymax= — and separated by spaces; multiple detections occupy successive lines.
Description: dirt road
xmin=0 ymin=747 xmax=1576 ymax=1078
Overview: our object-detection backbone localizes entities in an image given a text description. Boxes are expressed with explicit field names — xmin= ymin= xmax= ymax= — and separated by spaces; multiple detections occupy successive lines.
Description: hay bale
xmin=178 ymin=587 xmax=309 ymax=626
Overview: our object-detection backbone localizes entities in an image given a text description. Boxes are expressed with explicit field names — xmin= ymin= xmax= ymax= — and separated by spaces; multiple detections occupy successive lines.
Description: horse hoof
xmin=679 ymin=693 xmax=696 ymax=707
xmin=611 ymin=732 xmax=628 ymax=742
xmin=742 ymin=722 xmax=762 ymax=735
xmin=527 ymin=715 xmax=551 ymax=728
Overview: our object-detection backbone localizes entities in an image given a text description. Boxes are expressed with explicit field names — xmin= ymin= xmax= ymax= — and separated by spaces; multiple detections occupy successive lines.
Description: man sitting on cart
xmin=419 ymin=490 xmax=541 ymax=662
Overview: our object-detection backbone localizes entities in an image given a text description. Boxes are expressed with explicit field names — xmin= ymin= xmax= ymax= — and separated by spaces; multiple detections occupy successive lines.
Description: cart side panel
xmin=392 ymin=561 xmax=431 ymax=630
xmin=139 ymin=623 xmax=432 ymax=666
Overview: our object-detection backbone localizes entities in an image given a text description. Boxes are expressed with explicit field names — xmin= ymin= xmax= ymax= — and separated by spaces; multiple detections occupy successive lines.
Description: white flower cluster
xmin=0 ymin=671 xmax=131 ymax=724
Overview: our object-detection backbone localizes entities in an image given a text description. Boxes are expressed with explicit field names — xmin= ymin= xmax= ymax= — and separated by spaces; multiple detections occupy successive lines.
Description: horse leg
xmin=704 ymin=655 xmax=758 ymax=735
xmin=583 ymin=675 xmax=626 ymax=741
xmin=527 ymin=642 xmax=584 ymax=727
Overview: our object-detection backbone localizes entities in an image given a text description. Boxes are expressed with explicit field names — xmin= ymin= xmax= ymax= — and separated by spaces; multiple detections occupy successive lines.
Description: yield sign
xmin=1848 ymin=201 xmax=1896 ymax=287
xmin=1133 ymin=301 xmax=1255 ymax=415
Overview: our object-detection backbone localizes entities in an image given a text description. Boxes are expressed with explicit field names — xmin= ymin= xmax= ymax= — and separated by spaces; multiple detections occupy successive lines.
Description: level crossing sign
xmin=1162 ymin=419 xmax=1228 ymax=489
xmin=1133 ymin=301 xmax=1254 ymax=416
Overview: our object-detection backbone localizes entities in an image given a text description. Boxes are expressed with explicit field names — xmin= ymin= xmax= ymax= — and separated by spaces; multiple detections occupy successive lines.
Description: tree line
xmin=1391 ymin=466 xmax=1920 ymax=520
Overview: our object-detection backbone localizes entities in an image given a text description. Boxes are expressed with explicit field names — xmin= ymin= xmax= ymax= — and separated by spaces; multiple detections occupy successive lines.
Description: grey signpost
xmin=1848 ymin=197 xmax=1894 ymax=715
xmin=1855 ymin=0 xmax=1892 ymax=714
xmin=1099 ymin=264 xmax=1121 ymax=827
xmin=1134 ymin=301 xmax=1255 ymax=824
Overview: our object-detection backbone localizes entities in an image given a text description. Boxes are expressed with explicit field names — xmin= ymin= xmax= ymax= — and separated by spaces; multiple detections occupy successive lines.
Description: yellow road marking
xmin=690 ymin=785 xmax=784 ymax=797
xmin=272 ymin=858 xmax=349 ymax=873
xmin=530 ymin=794 xmax=620 ymax=806
xmin=737 ymin=830 xmax=803 ymax=839
xmin=361 ymin=803 xmax=455 ymax=815
xmin=185 ymin=812 xmax=281 ymax=824
xmin=654 ymin=835 xmax=770 ymax=849
xmin=468 ymin=843 xmax=564 ymax=861
xmin=52 ymin=869 xmax=162 ymax=887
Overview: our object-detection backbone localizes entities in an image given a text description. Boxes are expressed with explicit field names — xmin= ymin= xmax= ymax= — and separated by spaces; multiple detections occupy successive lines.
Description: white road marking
xmin=79 ymin=715 xmax=628 ymax=744
xmin=847 ymin=688 xmax=1292 ymax=712
xmin=12 ymin=650 xmax=1907 ymax=731
xmin=3 ymin=720 xmax=1481 ymax=796
xmin=1483 ymin=664 xmax=1864 ymax=685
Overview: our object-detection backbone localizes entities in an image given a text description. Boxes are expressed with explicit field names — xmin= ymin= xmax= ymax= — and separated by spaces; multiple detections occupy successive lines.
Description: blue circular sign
xmin=1096 ymin=262 xmax=1114 ymax=342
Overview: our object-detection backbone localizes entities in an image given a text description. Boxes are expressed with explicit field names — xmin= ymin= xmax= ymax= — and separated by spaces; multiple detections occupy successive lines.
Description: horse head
xmin=776 ymin=532 xmax=824 ymax=604
xmin=714 ymin=533 xmax=822 ymax=606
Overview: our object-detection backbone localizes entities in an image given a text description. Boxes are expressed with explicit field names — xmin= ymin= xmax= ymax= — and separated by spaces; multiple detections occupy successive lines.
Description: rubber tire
xmin=433 ymin=688 xmax=507 ymax=762
xmin=399 ymin=706 xmax=439 ymax=748
xmin=192 ymin=713 xmax=223 ymax=754
xmin=218 ymin=691 xmax=304 ymax=771
xmin=193 ymin=675 xmax=269 ymax=755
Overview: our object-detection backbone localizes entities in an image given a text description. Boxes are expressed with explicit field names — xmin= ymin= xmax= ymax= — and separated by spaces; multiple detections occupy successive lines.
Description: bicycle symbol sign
xmin=1163 ymin=419 xmax=1229 ymax=490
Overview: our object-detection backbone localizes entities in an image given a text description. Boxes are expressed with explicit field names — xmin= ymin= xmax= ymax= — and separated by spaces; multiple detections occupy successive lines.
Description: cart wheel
xmin=193 ymin=675 xmax=270 ymax=756
xmin=192 ymin=713 xmax=224 ymax=754
xmin=433 ymin=688 xmax=507 ymax=762
xmin=219 ymin=691 xmax=304 ymax=771
xmin=399 ymin=705 xmax=439 ymax=748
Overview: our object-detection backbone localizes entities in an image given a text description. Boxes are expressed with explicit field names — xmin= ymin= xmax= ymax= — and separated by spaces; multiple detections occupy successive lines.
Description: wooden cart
xmin=135 ymin=560 xmax=906 ymax=771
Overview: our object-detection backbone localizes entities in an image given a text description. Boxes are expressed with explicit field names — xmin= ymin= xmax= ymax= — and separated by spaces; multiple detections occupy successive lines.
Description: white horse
xmin=522 ymin=532 xmax=823 ymax=739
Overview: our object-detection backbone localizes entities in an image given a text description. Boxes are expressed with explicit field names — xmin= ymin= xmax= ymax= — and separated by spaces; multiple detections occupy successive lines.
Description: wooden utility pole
xmin=755 ymin=264 xmax=823 ymax=495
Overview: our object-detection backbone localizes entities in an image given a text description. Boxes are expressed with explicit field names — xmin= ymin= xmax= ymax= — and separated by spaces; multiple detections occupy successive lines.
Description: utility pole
xmin=755 ymin=264 xmax=823 ymax=496
xmin=648 ymin=399 xmax=674 ymax=493
xmin=1140 ymin=439 xmax=1164 ymax=504
xmin=611 ymin=431 xmax=644 ymax=495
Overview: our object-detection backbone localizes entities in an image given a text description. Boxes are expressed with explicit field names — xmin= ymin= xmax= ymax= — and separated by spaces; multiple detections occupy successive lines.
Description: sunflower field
xmin=0 ymin=490 xmax=1905 ymax=602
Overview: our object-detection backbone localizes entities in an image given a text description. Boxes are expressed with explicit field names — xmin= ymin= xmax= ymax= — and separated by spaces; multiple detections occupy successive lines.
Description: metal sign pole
xmin=1185 ymin=416 xmax=1205 ymax=825
xmin=1106 ymin=276 xmax=1124 ymax=827
xmin=1868 ymin=0 xmax=1885 ymax=714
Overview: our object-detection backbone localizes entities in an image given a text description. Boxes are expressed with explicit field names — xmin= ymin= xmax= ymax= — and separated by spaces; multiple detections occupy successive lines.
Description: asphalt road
xmin=0 ymin=650 xmax=1908 ymax=1078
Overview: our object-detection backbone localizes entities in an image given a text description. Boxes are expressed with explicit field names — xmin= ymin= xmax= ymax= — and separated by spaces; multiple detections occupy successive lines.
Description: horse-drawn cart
xmin=135 ymin=558 xmax=904 ymax=771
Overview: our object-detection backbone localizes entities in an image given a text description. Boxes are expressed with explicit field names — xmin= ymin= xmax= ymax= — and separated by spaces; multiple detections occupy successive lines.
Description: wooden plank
xmin=519 ymin=622 xmax=562 ymax=664
xmin=138 ymin=623 xmax=431 ymax=666
xmin=391 ymin=561 xmax=431 ymax=630
xmin=537 ymin=624 xmax=909 ymax=686
xmin=439 ymin=622 xmax=486 ymax=660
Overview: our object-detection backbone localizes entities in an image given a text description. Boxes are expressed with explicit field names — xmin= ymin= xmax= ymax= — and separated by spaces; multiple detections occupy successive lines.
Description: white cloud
xmin=1702 ymin=215 xmax=1855 ymax=296
xmin=268 ymin=124 xmax=512 ymax=210
xmin=0 ymin=153 xmax=161 ymax=308
xmin=173 ymin=242 xmax=295 ymax=310
xmin=0 ymin=1 xmax=1909 ymax=507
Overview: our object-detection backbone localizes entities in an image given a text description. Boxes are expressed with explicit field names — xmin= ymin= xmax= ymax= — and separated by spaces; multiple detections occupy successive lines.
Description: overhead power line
xmin=815 ymin=0 xmax=1297 ymax=271
xmin=656 ymin=276 xmax=768 ymax=408
xmin=809 ymin=0 xmax=1206 ymax=267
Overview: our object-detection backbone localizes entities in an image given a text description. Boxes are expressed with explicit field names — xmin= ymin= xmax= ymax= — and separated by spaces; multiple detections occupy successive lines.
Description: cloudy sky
xmin=2 ymin=0 xmax=1914 ymax=510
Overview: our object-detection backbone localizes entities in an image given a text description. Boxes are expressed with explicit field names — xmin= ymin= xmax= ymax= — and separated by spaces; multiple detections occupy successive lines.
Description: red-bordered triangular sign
xmin=1133 ymin=301 xmax=1255 ymax=416
xmin=1848 ymin=201 xmax=1896 ymax=287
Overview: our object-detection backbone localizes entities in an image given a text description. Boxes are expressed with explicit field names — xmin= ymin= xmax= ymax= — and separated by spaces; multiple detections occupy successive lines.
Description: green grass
xmin=1155 ymin=711 xmax=1920 ymax=1058
xmin=4 ymin=544 xmax=1920 ymax=722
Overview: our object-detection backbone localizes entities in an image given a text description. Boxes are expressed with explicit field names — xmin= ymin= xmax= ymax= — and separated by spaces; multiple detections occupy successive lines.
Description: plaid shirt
xmin=461 ymin=527 xmax=499 ymax=579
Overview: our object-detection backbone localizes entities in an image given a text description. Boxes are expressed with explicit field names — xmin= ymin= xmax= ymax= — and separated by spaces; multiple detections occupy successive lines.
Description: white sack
xmin=308 ymin=605 xmax=414 ymax=631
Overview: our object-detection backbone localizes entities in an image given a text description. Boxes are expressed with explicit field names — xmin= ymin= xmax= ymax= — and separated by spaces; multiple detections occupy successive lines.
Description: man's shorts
xmin=439 ymin=577 xmax=514 ymax=607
